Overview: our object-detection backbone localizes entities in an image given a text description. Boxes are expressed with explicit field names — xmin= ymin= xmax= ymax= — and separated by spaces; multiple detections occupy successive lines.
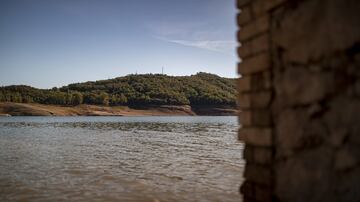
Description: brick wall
xmin=237 ymin=0 xmax=360 ymax=201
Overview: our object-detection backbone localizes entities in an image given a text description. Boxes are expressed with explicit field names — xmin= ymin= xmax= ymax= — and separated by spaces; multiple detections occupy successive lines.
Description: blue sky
xmin=0 ymin=0 xmax=238 ymax=88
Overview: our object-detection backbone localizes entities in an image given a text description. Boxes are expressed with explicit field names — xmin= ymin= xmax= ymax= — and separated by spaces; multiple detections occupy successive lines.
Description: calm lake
xmin=0 ymin=116 xmax=244 ymax=202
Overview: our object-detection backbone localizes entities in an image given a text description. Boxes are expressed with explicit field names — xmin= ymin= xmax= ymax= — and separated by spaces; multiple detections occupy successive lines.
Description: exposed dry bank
xmin=0 ymin=102 xmax=237 ymax=116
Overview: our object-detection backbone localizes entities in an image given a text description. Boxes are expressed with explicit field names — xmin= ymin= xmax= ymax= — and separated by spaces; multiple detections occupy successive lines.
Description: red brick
xmin=239 ymin=91 xmax=272 ymax=109
xmin=238 ymin=72 xmax=272 ymax=93
xmin=254 ymin=147 xmax=273 ymax=165
xmin=243 ymin=145 xmax=254 ymax=161
xmin=237 ymin=0 xmax=251 ymax=9
xmin=253 ymin=0 xmax=286 ymax=16
xmin=240 ymin=181 xmax=255 ymax=197
xmin=240 ymin=110 xmax=271 ymax=127
xmin=238 ymin=127 xmax=273 ymax=146
xmin=238 ymin=15 xmax=269 ymax=42
xmin=238 ymin=93 xmax=251 ymax=109
xmin=238 ymin=33 xmax=269 ymax=59
xmin=238 ymin=76 xmax=252 ymax=92
xmin=244 ymin=164 xmax=272 ymax=186
xmin=238 ymin=53 xmax=270 ymax=75
xmin=255 ymin=185 xmax=273 ymax=202
xmin=237 ymin=6 xmax=252 ymax=26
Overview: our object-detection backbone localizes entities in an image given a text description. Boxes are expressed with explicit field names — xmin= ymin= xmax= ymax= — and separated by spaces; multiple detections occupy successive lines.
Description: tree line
xmin=0 ymin=73 xmax=236 ymax=106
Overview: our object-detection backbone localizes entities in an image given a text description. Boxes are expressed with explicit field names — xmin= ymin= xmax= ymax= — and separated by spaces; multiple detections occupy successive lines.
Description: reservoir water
xmin=0 ymin=116 xmax=243 ymax=202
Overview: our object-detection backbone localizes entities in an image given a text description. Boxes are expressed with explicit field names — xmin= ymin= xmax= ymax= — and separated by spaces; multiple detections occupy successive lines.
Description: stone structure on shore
xmin=236 ymin=0 xmax=360 ymax=201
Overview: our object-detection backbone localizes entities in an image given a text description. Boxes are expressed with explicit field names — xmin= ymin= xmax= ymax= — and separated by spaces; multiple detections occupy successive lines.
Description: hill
xmin=0 ymin=72 xmax=237 ymax=108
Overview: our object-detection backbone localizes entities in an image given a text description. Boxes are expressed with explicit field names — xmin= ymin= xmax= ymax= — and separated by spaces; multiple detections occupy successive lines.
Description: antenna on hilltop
xmin=162 ymin=66 xmax=164 ymax=75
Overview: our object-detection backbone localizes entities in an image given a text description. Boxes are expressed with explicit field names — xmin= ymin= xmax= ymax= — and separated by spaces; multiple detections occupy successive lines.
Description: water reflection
xmin=0 ymin=116 xmax=243 ymax=202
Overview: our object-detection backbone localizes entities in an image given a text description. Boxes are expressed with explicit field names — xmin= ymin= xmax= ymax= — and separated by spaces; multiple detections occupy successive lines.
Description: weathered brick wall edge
xmin=237 ymin=0 xmax=360 ymax=201
xmin=236 ymin=0 xmax=284 ymax=201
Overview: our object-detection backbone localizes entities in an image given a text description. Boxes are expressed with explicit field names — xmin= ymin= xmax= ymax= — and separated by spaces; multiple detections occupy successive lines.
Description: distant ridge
xmin=0 ymin=72 xmax=236 ymax=107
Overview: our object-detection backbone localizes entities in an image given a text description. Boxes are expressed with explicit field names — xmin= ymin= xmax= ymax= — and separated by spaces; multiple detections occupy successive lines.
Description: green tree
xmin=72 ymin=92 xmax=83 ymax=105
xmin=0 ymin=73 xmax=236 ymax=107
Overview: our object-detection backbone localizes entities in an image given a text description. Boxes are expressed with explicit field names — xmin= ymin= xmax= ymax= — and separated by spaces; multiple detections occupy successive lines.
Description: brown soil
xmin=0 ymin=102 xmax=237 ymax=116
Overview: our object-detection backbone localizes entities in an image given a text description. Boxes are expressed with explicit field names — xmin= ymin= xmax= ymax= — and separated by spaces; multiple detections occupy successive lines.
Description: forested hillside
xmin=0 ymin=73 xmax=236 ymax=106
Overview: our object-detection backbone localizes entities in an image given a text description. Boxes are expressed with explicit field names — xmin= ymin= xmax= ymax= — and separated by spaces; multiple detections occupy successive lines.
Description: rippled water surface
xmin=0 ymin=116 xmax=243 ymax=202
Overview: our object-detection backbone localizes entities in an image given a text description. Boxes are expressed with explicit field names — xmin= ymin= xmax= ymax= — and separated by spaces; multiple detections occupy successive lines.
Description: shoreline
xmin=0 ymin=102 xmax=237 ymax=116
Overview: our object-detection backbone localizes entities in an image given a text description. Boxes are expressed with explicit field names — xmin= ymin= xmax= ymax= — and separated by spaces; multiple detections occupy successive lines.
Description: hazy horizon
xmin=0 ymin=0 xmax=237 ymax=89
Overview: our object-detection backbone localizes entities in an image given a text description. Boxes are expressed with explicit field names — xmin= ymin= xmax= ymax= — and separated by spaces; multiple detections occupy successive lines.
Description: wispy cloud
xmin=146 ymin=21 xmax=236 ymax=54
xmin=157 ymin=37 xmax=236 ymax=53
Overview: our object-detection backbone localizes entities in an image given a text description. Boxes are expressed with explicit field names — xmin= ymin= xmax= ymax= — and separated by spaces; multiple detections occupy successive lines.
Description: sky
xmin=0 ymin=0 xmax=238 ymax=89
